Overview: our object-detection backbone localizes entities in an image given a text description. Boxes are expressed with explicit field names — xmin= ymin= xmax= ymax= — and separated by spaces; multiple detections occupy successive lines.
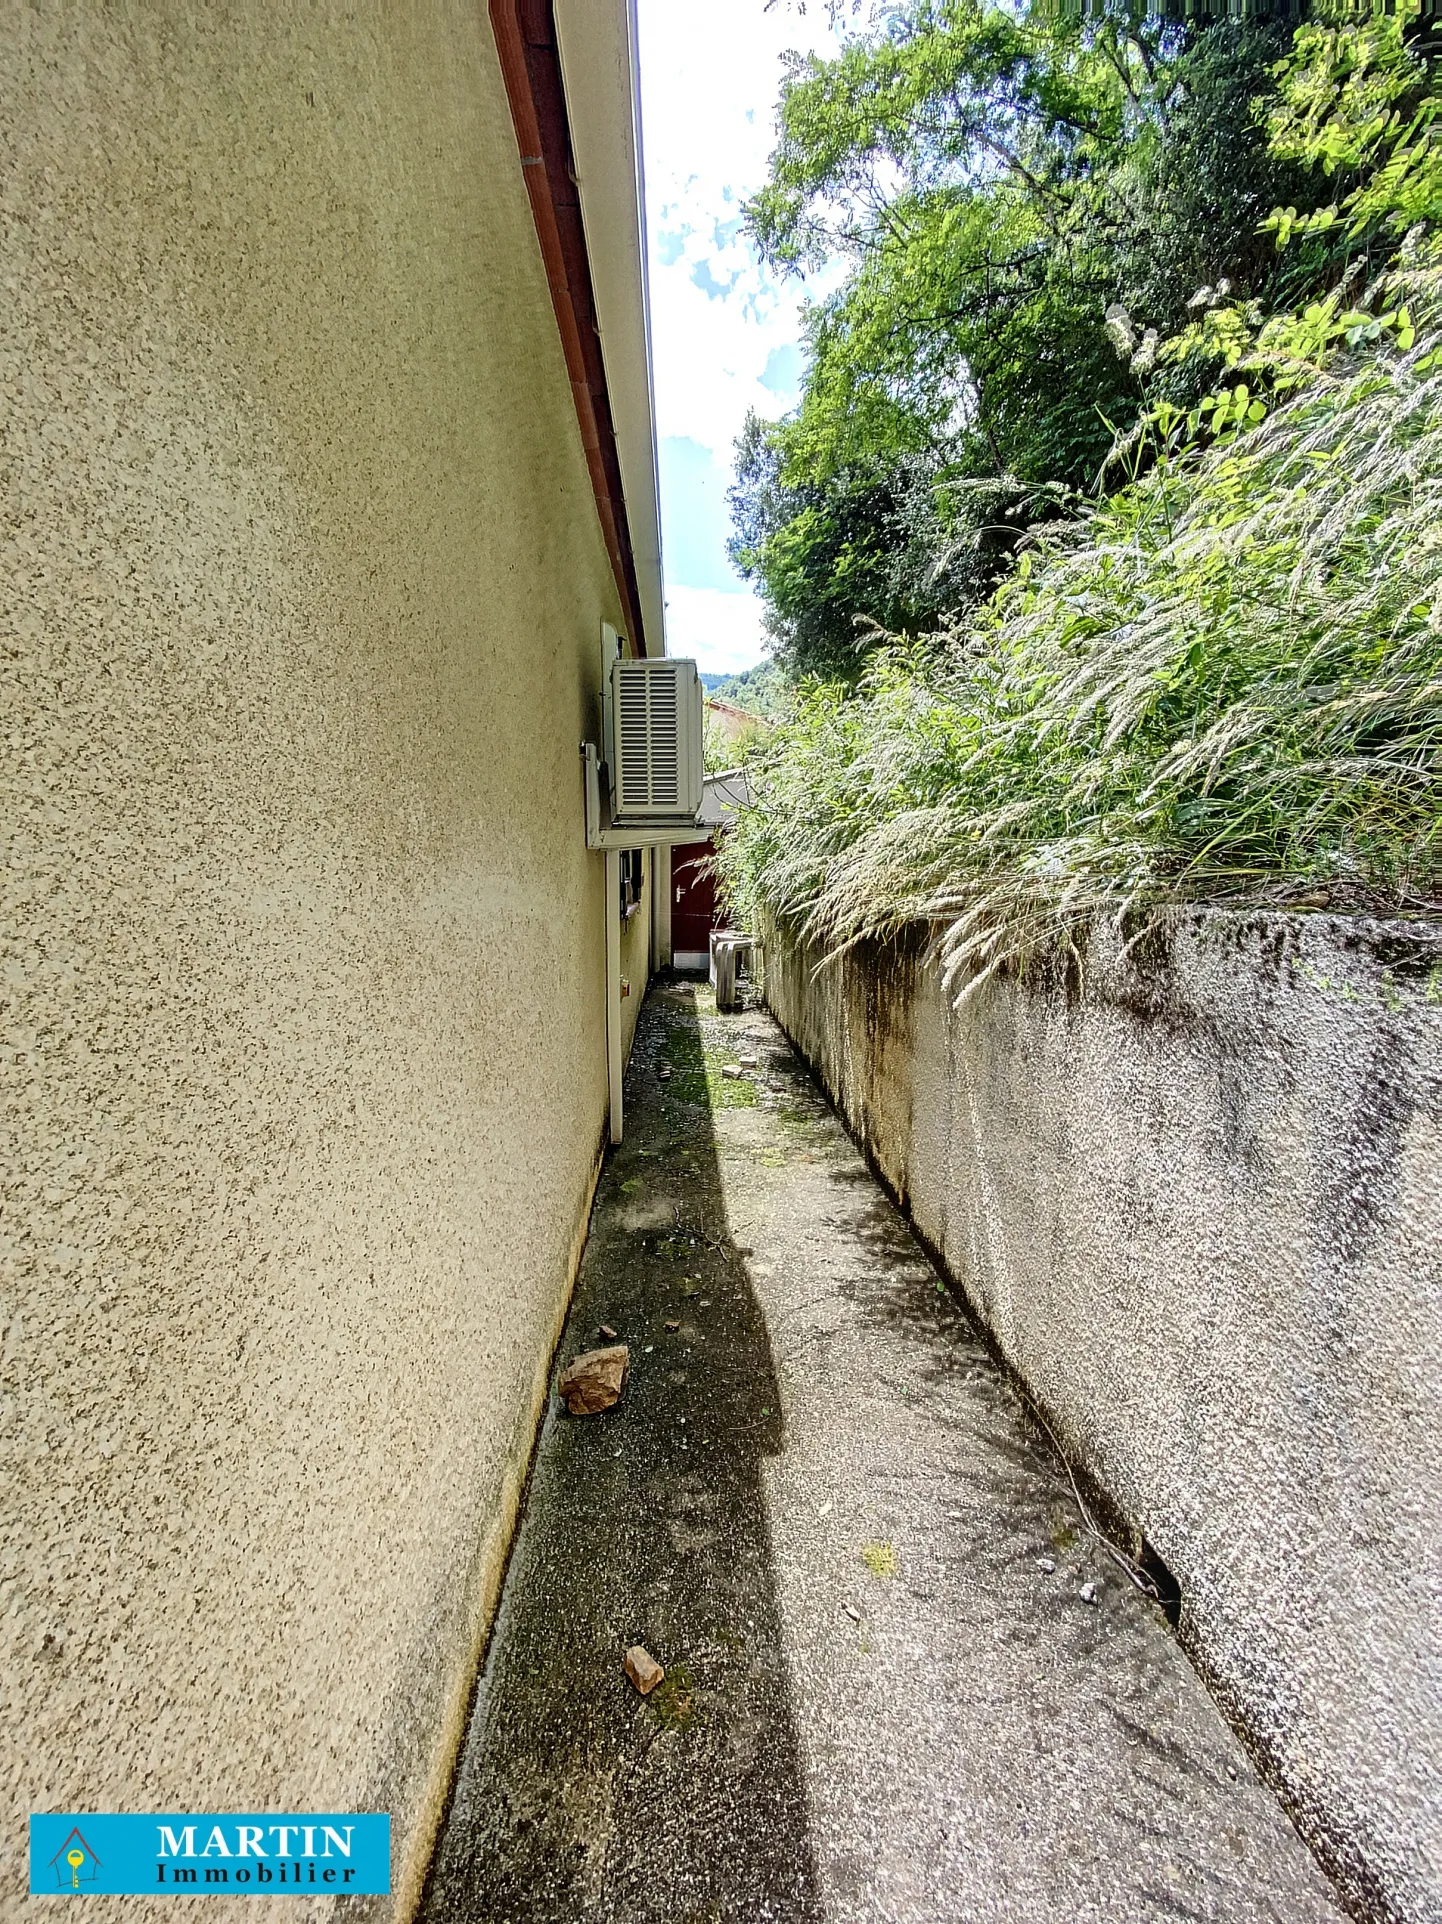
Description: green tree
xmin=1134 ymin=9 xmax=1442 ymax=426
xmin=722 ymin=0 xmax=1442 ymax=957
xmin=730 ymin=0 xmax=1332 ymax=677
xmin=1268 ymin=8 xmax=1442 ymax=253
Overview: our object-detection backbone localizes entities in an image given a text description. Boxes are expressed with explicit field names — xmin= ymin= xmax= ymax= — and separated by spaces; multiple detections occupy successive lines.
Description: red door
xmin=671 ymin=839 xmax=715 ymax=970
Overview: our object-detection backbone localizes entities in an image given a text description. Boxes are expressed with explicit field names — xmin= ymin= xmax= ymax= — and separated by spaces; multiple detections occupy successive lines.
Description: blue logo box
xmin=30 ymin=1813 xmax=391 ymax=1895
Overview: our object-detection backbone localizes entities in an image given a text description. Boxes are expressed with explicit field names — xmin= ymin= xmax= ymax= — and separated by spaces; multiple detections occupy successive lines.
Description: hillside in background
xmin=699 ymin=661 xmax=794 ymax=720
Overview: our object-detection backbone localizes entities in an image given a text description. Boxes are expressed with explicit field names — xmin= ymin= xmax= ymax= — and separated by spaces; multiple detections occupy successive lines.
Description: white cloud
xmin=665 ymin=585 xmax=772 ymax=675
xmin=637 ymin=1 xmax=841 ymax=579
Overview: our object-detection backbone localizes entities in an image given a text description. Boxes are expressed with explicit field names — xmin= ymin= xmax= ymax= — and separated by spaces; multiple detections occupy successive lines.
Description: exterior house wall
xmin=1 ymin=6 xmax=646 ymax=1918
xmin=618 ymin=851 xmax=652 ymax=1063
xmin=762 ymin=910 xmax=1442 ymax=1924
xmin=651 ymin=844 xmax=673 ymax=972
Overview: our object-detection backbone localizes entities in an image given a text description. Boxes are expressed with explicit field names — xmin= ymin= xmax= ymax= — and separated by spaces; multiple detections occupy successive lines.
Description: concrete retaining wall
xmin=763 ymin=910 xmax=1442 ymax=1924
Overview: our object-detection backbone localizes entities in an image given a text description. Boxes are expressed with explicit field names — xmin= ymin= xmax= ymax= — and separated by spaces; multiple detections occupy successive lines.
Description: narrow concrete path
xmin=423 ymin=980 xmax=1345 ymax=1924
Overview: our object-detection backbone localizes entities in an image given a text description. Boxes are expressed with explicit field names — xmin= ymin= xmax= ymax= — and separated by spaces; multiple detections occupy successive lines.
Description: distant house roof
xmin=705 ymin=697 xmax=772 ymax=743
xmin=698 ymin=768 xmax=752 ymax=830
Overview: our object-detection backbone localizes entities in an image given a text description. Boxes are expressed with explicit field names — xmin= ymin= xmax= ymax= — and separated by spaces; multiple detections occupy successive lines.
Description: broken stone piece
xmin=1079 ymin=1581 xmax=1097 ymax=1604
xmin=665 ymin=1319 xmax=680 ymax=1332
xmin=558 ymin=1344 xmax=629 ymax=1415
xmin=1036 ymin=1556 xmax=1056 ymax=1575
xmin=738 ymin=1054 xmax=758 ymax=1068
xmin=721 ymin=1064 xmax=743 ymax=1080
xmin=599 ymin=1324 xmax=618 ymax=1340
xmin=624 ymin=1645 xmax=665 ymax=1695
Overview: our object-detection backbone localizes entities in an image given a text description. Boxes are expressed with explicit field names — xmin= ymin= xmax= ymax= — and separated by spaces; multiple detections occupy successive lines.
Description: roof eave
xmin=489 ymin=0 xmax=665 ymax=658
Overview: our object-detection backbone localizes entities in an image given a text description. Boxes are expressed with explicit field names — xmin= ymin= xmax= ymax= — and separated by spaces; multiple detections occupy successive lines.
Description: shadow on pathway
xmin=422 ymin=978 xmax=820 ymax=1924
xmin=424 ymin=976 xmax=1346 ymax=1924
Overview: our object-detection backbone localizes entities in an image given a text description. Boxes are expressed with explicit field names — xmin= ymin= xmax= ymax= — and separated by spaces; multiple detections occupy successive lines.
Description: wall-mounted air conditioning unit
xmin=582 ymin=633 xmax=708 ymax=1145
xmin=609 ymin=656 xmax=703 ymax=827
xmin=582 ymin=635 xmax=704 ymax=850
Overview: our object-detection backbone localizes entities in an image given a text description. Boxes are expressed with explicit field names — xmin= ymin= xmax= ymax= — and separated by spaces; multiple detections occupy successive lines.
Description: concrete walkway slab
xmin=422 ymin=981 xmax=1345 ymax=1924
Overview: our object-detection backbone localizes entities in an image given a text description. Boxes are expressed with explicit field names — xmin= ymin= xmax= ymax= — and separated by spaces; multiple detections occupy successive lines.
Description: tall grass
xmin=721 ymin=341 xmax=1442 ymax=995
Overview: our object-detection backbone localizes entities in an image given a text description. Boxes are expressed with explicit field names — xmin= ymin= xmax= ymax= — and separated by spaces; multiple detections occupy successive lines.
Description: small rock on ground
xmin=557 ymin=1344 xmax=628 ymax=1416
xmin=624 ymin=1646 xmax=665 ymax=1696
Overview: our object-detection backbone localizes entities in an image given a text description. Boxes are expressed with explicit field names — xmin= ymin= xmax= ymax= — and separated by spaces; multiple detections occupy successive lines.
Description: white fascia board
xmin=554 ymin=0 xmax=667 ymax=658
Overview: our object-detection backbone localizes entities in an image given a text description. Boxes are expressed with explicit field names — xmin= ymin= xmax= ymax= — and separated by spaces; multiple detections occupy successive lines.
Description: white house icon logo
xmin=49 ymin=1827 xmax=100 ymax=1891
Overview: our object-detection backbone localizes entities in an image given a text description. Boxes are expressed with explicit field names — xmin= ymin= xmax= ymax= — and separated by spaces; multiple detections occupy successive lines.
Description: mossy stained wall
xmin=764 ymin=910 xmax=1442 ymax=1924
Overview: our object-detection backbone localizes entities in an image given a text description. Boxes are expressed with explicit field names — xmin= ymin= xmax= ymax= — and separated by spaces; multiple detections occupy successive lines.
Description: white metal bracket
xmin=582 ymin=742 xmax=703 ymax=850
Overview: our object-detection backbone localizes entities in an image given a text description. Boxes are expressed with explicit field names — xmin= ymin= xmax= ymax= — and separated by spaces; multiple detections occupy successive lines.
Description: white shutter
xmin=610 ymin=657 xmax=702 ymax=823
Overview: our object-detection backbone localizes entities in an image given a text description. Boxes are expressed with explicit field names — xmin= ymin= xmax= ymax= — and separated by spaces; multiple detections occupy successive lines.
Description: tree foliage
xmin=1107 ymin=10 xmax=1442 ymax=450
xmin=721 ymin=341 xmax=1442 ymax=978
xmin=701 ymin=661 xmax=798 ymax=722
xmin=722 ymin=2 xmax=1442 ymax=952
xmin=729 ymin=0 xmax=1337 ymax=676
xmin=1268 ymin=9 xmax=1442 ymax=251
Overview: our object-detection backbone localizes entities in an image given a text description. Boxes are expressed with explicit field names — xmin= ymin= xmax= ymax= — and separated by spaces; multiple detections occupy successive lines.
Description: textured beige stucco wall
xmin=619 ymin=853 xmax=652 ymax=1065
xmin=763 ymin=911 xmax=1442 ymax=1924
xmin=1 ymin=5 xmax=644 ymax=1917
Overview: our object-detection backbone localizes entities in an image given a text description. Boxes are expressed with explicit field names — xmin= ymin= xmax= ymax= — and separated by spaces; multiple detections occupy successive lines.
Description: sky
xmin=635 ymin=1 xmax=841 ymax=675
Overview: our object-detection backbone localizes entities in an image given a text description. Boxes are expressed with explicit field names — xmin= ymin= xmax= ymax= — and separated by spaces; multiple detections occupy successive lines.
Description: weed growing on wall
xmin=720 ymin=340 xmax=1442 ymax=994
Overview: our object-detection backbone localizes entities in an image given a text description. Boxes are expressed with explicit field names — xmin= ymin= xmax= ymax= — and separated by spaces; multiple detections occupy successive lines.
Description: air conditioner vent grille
xmin=619 ymin=670 xmax=678 ymax=810
xmin=611 ymin=658 xmax=701 ymax=823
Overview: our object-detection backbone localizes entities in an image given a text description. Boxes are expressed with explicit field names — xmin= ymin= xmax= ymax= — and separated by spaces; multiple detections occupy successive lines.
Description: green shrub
xmin=721 ymin=339 xmax=1442 ymax=993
